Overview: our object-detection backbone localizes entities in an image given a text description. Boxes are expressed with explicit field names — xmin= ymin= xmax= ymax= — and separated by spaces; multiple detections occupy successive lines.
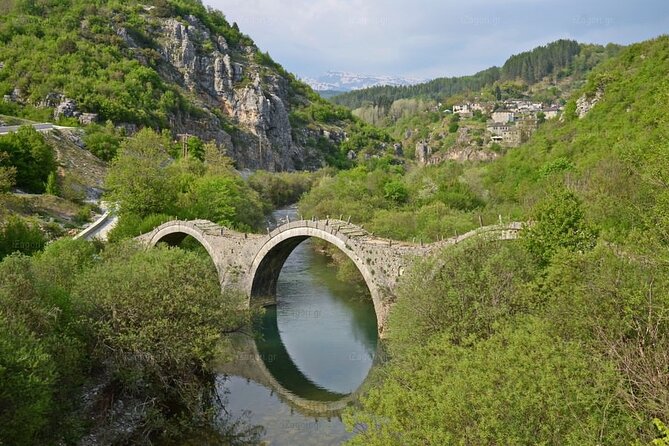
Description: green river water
xmin=212 ymin=208 xmax=378 ymax=445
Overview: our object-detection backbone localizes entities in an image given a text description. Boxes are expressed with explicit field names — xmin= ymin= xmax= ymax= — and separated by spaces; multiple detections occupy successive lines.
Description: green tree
xmin=104 ymin=128 xmax=176 ymax=217
xmin=83 ymin=121 xmax=122 ymax=161
xmin=522 ymin=189 xmax=597 ymax=266
xmin=182 ymin=175 xmax=265 ymax=231
xmin=382 ymin=179 xmax=408 ymax=204
xmin=0 ymin=126 xmax=55 ymax=193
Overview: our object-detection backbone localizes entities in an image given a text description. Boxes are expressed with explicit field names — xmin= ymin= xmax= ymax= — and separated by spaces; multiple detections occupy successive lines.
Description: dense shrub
xmin=0 ymin=215 xmax=46 ymax=260
xmin=0 ymin=314 xmax=56 ymax=445
xmin=0 ymin=126 xmax=55 ymax=193
xmin=346 ymin=317 xmax=636 ymax=445
xmin=0 ymin=236 xmax=252 ymax=444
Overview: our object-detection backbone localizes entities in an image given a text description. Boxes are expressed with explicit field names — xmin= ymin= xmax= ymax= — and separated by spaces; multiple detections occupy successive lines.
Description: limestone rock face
xmin=152 ymin=15 xmax=309 ymax=171
xmin=443 ymin=147 xmax=498 ymax=162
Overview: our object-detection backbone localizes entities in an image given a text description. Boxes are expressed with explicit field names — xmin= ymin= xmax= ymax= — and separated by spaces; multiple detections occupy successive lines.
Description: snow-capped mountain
xmin=302 ymin=71 xmax=426 ymax=92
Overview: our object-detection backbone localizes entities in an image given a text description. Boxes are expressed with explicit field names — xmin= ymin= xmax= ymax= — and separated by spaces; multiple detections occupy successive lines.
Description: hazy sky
xmin=204 ymin=0 xmax=669 ymax=80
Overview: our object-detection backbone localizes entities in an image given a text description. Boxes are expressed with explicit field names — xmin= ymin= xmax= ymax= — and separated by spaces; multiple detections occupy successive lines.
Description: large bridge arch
xmin=247 ymin=225 xmax=386 ymax=332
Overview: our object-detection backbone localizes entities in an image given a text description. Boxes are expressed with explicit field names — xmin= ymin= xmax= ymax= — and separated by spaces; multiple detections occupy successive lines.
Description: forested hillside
xmin=298 ymin=35 xmax=669 ymax=445
xmin=331 ymin=39 xmax=621 ymax=109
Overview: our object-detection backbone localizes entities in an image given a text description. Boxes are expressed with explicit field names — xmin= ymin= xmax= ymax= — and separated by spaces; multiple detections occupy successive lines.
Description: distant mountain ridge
xmin=303 ymin=71 xmax=427 ymax=92
xmin=330 ymin=40 xmax=623 ymax=109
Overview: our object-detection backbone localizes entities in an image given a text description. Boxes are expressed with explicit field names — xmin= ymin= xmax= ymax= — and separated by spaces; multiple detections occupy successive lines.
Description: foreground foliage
xmin=0 ymin=238 xmax=251 ymax=444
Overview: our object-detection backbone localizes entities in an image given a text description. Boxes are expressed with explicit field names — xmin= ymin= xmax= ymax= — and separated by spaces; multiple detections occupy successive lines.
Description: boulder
xmin=79 ymin=113 xmax=99 ymax=125
xmin=54 ymin=99 xmax=77 ymax=120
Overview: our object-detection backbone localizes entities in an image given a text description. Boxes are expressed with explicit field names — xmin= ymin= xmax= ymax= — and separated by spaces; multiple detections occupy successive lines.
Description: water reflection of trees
xmin=164 ymin=377 xmax=265 ymax=446
xmin=304 ymin=240 xmax=379 ymax=353
xmin=256 ymin=306 xmax=350 ymax=402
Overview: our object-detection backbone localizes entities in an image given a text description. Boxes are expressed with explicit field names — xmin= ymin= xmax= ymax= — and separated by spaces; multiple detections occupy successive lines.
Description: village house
xmin=542 ymin=106 xmax=561 ymax=119
xmin=502 ymin=128 xmax=522 ymax=145
xmin=491 ymin=109 xmax=515 ymax=123
xmin=452 ymin=103 xmax=473 ymax=118
xmin=487 ymin=122 xmax=512 ymax=136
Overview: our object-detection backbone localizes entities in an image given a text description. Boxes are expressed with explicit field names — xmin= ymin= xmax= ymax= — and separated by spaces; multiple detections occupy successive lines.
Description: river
xmin=212 ymin=207 xmax=378 ymax=445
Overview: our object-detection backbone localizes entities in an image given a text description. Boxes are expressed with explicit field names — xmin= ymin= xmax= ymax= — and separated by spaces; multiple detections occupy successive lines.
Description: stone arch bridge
xmin=137 ymin=218 xmax=522 ymax=335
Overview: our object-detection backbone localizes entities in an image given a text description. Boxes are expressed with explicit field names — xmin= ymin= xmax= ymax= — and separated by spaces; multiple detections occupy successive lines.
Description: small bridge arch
xmin=143 ymin=220 xmax=228 ymax=284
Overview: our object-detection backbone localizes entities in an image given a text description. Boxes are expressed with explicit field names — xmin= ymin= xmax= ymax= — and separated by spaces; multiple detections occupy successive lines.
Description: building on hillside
xmin=491 ymin=110 xmax=515 ymax=123
xmin=502 ymin=128 xmax=522 ymax=146
xmin=542 ymin=106 xmax=561 ymax=119
xmin=470 ymin=102 xmax=488 ymax=113
xmin=452 ymin=104 xmax=473 ymax=118
xmin=487 ymin=122 xmax=512 ymax=136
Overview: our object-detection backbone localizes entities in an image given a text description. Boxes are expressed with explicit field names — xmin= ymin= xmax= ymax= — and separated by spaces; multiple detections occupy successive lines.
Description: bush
xmin=0 ymin=314 xmax=56 ymax=445
xmin=45 ymin=171 xmax=58 ymax=196
xmin=71 ymin=243 xmax=250 ymax=436
xmin=83 ymin=122 xmax=122 ymax=161
xmin=382 ymin=180 xmax=408 ymax=204
xmin=74 ymin=204 xmax=93 ymax=225
xmin=388 ymin=239 xmax=538 ymax=351
xmin=0 ymin=126 xmax=55 ymax=193
xmin=60 ymin=173 xmax=87 ymax=203
xmin=0 ymin=215 xmax=46 ymax=260
xmin=345 ymin=317 xmax=636 ymax=445
xmin=541 ymin=244 xmax=669 ymax=424
xmin=0 ymin=249 xmax=89 ymax=444
xmin=522 ymin=188 xmax=597 ymax=266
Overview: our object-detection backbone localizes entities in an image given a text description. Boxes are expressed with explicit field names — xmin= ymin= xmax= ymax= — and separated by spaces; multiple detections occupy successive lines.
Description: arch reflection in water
xmin=255 ymin=237 xmax=378 ymax=403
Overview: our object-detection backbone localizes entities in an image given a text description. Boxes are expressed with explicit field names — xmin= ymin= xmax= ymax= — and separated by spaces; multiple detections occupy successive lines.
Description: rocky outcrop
xmin=415 ymin=141 xmax=432 ymax=165
xmin=441 ymin=148 xmax=498 ymax=163
xmin=54 ymin=98 xmax=78 ymax=120
xmin=147 ymin=15 xmax=316 ymax=171
xmin=576 ymin=88 xmax=604 ymax=118
xmin=79 ymin=113 xmax=98 ymax=125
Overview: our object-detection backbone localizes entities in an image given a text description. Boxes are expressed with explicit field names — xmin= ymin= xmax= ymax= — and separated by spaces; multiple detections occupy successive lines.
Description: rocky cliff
xmin=0 ymin=1 xmax=373 ymax=171
xmin=120 ymin=13 xmax=325 ymax=171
